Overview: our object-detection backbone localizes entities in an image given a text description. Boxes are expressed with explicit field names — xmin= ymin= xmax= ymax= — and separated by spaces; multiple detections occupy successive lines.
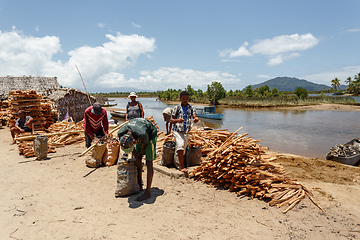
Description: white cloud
xmin=0 ymin=29 xmax=241 ymax=92
xmin=137 ymin=67 xmax=240 ymax=91
xmin=257 ymin=74 xmax=270 ymax=79
xmin=346 ymin=28 xmax=360 ymax=33
xmin=302 ymin=65 xmax=360 ymax=85
xmin=220 ymin=33 xmax=318 ymax=66
xmin=36 ymin=26 xmax=39 ymax=32
xmin=0 ymin=30 xmax=61 ymax=76
xmin=97 ymin=23 xmax=106 ymax=28
xmin=132 ymin=22 xmax=141 ymax=28
xmin=0 ymin=30 xmax=156 ymax=91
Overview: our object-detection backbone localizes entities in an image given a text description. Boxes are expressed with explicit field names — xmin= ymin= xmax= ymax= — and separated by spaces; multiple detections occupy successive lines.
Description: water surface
xmin=109 ymin=97 xmax=359 ymax=159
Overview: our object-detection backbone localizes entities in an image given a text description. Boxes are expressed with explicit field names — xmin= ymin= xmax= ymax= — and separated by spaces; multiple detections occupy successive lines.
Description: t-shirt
xmin=83 ymin=106 xmax=109 ymax=136
xmin=117 ymin=118 xmax=157 ymax=144
xmin=15 ymin=116 xmax=31 ymax=129
xmin=162 ymin=107 xmax=173 ymax=116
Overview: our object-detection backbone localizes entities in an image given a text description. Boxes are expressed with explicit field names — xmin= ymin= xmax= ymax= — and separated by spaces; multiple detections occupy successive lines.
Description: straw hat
xmin=128 ymin=92 xmax=138 ymax=98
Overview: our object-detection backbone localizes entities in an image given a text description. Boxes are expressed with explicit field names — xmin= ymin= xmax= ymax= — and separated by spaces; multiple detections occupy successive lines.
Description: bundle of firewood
xmin=46 ymin=119 xmax=85 ymax=147
xmin=191 ymin=129 xmax=324 ymax=213
xmin=18 ymin=141 xmax=56 ymax=157
xmin=8 ymin=90 xmax=57 ymax=130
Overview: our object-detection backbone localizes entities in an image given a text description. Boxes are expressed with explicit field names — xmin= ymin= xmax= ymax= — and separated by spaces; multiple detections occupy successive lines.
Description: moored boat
xmin=326 ymin=138 xmax=360 ymax=166
xmin=110 ymin=110 xmax=126 ymax=118
xmin=195 ymin=106 xmax=223 ymax=120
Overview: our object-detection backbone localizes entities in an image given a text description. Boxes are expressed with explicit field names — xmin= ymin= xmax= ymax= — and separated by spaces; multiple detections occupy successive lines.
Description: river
xmin=108 ymin=97 xmax=359 ymax=159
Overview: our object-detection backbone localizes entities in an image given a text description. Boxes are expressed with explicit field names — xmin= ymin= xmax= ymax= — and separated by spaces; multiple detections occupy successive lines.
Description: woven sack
xmin=85 ymin=141 xmax=106 ymax=168
xmin=103 ymin=138 xmax=120 ymax=166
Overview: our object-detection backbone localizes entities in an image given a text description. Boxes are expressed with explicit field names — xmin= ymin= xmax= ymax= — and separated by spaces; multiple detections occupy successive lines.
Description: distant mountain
xmin=244 ymin=77 xmax=332 ymax=92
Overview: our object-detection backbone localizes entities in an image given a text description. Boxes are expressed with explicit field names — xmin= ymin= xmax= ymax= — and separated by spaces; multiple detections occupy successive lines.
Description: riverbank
xmin=1 ymin=126 xmax=359 ymax=239
xmin=164 ymin=100 xmax=360 ymax=112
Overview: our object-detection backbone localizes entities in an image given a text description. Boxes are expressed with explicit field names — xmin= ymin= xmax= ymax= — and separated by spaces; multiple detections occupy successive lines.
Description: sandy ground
xmin=277 ymin=103 xmax=360 ymax=112
xmin=1 ymin=105 xmax=360 ymax=239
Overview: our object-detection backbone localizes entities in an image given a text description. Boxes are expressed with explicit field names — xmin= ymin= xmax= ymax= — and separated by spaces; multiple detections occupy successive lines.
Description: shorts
xmin=134 ymin=137 xmax=157 ymax=161
xmin=84 ymin=128 xmax=105 ymax=148
xmin=163 ymin=113 xmax=171 ymax=123
xmin=173 ymin=131 xmax=188 ymax=153
xmin=22 ymin=126 xmax=31 ymax=132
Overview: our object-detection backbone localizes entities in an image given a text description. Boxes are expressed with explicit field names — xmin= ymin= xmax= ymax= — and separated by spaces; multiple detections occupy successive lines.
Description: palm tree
xmin=331 ymin=78 xmax=341 ymax=90
xmin=345 ymin=77 xmax=352 ymax=85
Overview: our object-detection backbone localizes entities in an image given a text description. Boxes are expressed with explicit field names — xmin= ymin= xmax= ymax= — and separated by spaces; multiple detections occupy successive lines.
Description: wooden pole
xmin=14 ymin=130 xmax=84 ymax=141
xmin=75 ymin=65 xmax=92 ymax=106
xmin=80 ymin=121 xmax=129 ymax=157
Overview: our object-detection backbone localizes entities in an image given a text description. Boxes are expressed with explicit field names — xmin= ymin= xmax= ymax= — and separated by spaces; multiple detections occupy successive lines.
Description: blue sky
xmin=0 ymin=0 xmax=359 ymax=93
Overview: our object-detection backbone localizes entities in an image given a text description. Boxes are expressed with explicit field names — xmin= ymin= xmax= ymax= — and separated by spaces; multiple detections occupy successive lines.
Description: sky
xmin=0 ymin=0 xmax=359 ymax=93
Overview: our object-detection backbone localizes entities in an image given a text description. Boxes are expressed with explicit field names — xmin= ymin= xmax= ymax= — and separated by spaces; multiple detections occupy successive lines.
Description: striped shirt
xmin=84 ymin=106 xmax=109 ymax=136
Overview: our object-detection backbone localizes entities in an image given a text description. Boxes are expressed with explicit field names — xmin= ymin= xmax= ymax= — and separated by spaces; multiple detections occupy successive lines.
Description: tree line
xmin=331 ymin=72 xmax=360 ymax=95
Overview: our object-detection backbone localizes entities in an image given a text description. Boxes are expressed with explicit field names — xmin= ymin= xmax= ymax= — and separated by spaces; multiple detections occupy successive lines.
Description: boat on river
xmin=326 ymin=138 xmax=360 ymax=166
xmin=110 ymin=110 xmax=126 ymax=118
xmin=103 ymin=101 xmax=118 ymax=107
xmin=195 ymin=106 xmax=223 ymax=120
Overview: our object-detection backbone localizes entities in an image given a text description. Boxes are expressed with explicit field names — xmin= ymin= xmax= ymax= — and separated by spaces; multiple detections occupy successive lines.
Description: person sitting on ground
xmin=83 ymin=102 xmax=109 ymax=148
xmin=118 ymin=118 xmax=158 ymax=201
xmin=10 ymin=110 xmax=35 ymax=144
xmin=170 ymin=91 xmax=199 ymax=173
xmin=126 ymin=92 xmax=144 ymax=121
xmin=162 ymin=107 xmax=173 ymax=135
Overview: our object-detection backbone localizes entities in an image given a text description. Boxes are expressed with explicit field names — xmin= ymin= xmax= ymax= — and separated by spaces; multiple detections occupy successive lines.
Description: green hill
xmin=245 ymin=77 xmax=332 ymax=92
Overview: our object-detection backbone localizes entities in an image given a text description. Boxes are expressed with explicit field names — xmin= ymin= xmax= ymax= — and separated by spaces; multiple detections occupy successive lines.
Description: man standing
xmin=118 ymin=118 xmax=158 ymax=201
xmin=162 ymin=107 xmax=173 ymax=135
xmin=10 ymin=110 xmax=35 ymax=144
xmin=83 ymin=102 xmax=109 ymax=148
xmin=170 ymin=91 xmax=199 ymax=172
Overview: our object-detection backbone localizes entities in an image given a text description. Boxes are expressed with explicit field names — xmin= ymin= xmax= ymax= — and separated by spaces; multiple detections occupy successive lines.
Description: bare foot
xmin=180 ymin=168 xmax=188 ymax=173
xmin=135 ymin=192 xmax=151 ymax=201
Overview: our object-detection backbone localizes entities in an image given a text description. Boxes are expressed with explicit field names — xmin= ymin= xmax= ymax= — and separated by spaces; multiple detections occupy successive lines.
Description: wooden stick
xmin=14 ymin=130 xmax=84 ymax=141
xmin=80 ymin=121 xmax=128 ymax=157
xmin=75 ymin=65 xmax=92 ymax=106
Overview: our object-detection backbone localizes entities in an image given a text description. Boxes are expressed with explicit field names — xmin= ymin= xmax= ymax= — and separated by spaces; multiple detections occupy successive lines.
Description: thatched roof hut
xmin=0 ymin=75 xmax=60 ymax=98
xmin=47 ymin=88 xmax=96 ymax=122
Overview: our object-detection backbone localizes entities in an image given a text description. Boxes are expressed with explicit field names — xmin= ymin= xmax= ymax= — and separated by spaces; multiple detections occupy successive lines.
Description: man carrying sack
xmin=117 ymin=118 xmax=157 ymax=201
xmin=83 ymin=102 xmax=109 ymax=148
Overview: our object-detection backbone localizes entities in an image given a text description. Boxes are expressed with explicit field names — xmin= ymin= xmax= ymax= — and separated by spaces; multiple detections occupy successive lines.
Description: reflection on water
xmin=109 ymin=97 xmax=360 ymax=159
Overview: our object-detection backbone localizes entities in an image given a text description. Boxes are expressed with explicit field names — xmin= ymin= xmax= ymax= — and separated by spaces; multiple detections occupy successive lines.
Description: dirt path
xmin=0 ymin=126 xmax=359 ymax=239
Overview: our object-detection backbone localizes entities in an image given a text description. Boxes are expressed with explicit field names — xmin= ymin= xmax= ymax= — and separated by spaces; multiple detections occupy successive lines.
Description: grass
xmin=217 ymin=95 xmax=358 ymax=108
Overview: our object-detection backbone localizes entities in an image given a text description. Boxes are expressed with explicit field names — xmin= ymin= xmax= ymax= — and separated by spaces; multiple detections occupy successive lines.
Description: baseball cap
xmin=92 ymin=102 xmax=102 ymax=115
xmin=120 ymin=134 xmax=134 ymax=153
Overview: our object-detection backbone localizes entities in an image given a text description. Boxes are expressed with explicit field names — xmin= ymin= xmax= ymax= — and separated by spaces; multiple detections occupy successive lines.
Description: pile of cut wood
xmin=47 ymin=119 xmax=85 ymax=147
xmin=8 ymin=90 xmax=57 ymax=130
xmin=17 ymin=119 xmax=85 ymax=157
xmin=18 ymin=141 xmax=56 ymax=158
xmin=190 ymin=128 xmax=324 ymax=213
xmin=0 ymin=100 xmax=9 ymax=126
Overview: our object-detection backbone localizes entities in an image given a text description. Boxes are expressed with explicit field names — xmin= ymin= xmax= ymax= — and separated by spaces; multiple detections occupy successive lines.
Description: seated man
xmin=83 ymin=102 xmax=109 ymax=148
xmin=118 ymin=118 xmax=158 ymax=201
xmin=10 ymin=110 xmax=35 ymax=143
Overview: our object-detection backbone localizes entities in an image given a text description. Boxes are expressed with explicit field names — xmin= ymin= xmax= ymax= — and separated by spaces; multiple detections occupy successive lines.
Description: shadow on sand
xmin=125 ymin=187 xmax=164 ymax=209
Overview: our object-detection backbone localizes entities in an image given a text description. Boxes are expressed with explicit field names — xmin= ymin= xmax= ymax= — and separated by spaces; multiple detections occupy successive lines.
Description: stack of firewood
xmin=191 ymin=129 xmax=324 ymax=213
xmin=17 ymin=119 xmax=85 ymax=157
xmin=8 ymin=90 xmax=57 ymax=130
xmin=46 ymin=119 xmax=85 ymax=147
xmin=18 ymin=141 xmax=56 ymax=157
xmin=0 ymin=100 xmax=9 ymax=126
xmin=40 ymin=99 xmax=58 ymax=128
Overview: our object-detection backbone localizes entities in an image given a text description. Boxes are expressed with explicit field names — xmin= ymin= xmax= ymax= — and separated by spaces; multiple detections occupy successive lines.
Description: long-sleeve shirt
xmin=83 ymin=106 xmax=109 ymax=137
